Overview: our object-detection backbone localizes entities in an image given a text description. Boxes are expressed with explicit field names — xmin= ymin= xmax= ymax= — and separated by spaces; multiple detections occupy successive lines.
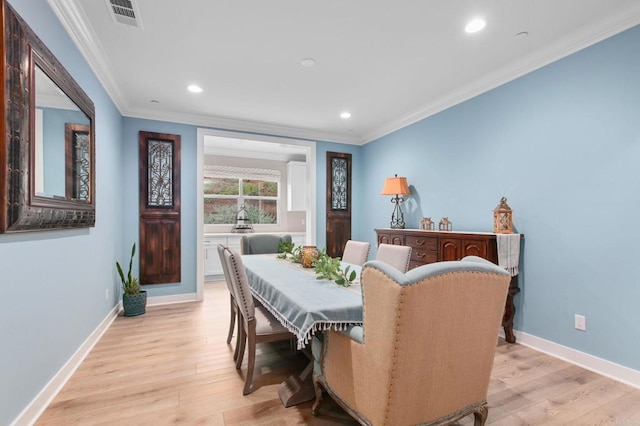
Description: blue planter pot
xmin=123 ymin=290 xmax=147 ymax=316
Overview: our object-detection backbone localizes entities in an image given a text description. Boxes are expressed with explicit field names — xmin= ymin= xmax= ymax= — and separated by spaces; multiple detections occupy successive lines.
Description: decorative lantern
xmin=421 ymin=217 xmax=434 ymax=230
xmin=493 ymin=197 xmax=514 ymax=234
xmin=438 ymin=217 xmax=452 ymax=231
xmin=231 ymin=204 xmax=254 ymax=233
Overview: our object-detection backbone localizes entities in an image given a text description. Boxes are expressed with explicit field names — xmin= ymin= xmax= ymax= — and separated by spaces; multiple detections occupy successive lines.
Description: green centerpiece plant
xmin=277 ymin=243 xmax=356 ymax=286
xmin=314 ymin=248 xmax=357 ymax=287
xmin=291 ymin=245 xmax=302 ymax=263
xmin=276 ymin=241 xmax=295 ymax=259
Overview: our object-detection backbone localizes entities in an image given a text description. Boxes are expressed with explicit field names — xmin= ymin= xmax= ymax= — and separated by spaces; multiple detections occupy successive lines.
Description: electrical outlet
xmin=105 ymin=288 xmax=109 ymax=301
xmin=575 ymin=314 xmax=586 ymax=331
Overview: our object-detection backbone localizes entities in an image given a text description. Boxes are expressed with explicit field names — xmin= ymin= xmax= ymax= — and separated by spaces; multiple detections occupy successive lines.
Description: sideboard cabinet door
xmin=438 ymin=237 xmax=490 ymax=261
xmin=377 ymin=231 xmax=405 ymax=246
xmin=439 ymin=238 xmax=462 ymax=261
xmin=463 ymin=239 xmax=488 ymax=258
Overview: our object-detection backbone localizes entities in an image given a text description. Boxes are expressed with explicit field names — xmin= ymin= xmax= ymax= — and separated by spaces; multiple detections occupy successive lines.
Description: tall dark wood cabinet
xmin=139 ymin=131 xmax=181 ymax=284
xmin=375 ymin=228 xmax=522 ymax=343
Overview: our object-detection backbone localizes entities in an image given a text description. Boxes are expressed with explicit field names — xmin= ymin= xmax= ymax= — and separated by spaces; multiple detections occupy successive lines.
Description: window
xmin=204 ymin=166 xmax=280 ymax=225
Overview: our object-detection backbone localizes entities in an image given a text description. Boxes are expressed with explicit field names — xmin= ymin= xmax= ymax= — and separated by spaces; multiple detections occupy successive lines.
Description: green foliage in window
xmin=204 ymin=205 xmax=237 ymax=225
xmin=203 ymin=174 xmax=279 ymax=225
xmin=245 ymin=204 xmax=276 ymax=224
xmin=205 ymin=177 xmax=239 ymax=195
xmin=243 ymin=180 xmax=278 ymax=197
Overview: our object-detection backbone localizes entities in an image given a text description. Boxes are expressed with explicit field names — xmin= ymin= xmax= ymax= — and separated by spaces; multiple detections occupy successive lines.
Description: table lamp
xmin=380 ymin=174 xmax=410 ymax=229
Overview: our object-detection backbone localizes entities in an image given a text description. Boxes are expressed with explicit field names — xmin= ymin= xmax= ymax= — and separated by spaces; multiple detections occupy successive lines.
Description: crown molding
xmin=122 ymin=107 xmax=363 ymax=145
xmin=47 ymin=0 xmax=128 ymax=115
xmin=47 ymin=0 xmax=364 ymax=145
xmin=49 ymin=0 xmax=640 ymax=147
xmin=362 ymin=7 xmax=640 ymax=144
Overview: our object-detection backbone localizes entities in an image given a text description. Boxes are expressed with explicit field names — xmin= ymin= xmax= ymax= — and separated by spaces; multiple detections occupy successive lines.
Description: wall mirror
xmin=1 ymin=0 xmax=96 ymax=233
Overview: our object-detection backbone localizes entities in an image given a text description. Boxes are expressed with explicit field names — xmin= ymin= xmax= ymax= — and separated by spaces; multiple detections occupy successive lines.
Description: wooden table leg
xmin=277 ymin=361 xmax=316 ymax=407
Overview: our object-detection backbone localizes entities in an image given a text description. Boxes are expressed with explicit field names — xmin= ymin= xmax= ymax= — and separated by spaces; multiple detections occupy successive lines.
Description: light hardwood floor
xmin=37 ymin=281 xmax=640 ymax=425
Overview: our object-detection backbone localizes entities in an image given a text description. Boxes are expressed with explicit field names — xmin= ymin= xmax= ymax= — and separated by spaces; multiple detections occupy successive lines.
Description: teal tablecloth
xmin=241 ymin=254 xmax=363 ymax=348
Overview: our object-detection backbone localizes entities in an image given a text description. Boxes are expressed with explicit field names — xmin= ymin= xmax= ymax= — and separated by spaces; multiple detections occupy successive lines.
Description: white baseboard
xmin=11 ymin=305 xmax=120 ymax=426
xmin=501 ymin=330 xmax=640 ymax=390
xmin=13 ymin=293 xmax=199 ymax=425
xmin=147 ymin=292 xmax=198 ymax=307
xmin=116 ymin=292 xmax=199 ymax=312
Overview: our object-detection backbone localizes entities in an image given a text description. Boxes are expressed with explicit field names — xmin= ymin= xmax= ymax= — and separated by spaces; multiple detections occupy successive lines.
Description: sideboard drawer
xmin=406 ymin=236 xmax=437 ymax=250
xmin=411 ymin=250 xmax=437 ymax=264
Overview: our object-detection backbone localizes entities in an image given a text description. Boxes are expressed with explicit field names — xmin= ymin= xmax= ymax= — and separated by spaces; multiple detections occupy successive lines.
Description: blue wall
xmin=121 ymin=118 xmax=199 ymax=297
xmin=315 ymin=141 xmax=365 ymax=249
xmin=119 ymin=120 xmax=363 ymax=297
xmin=359 ymin=25 xmax=640 ymax=371
xmin=0 ymin=0 xmax=124 ymax=424
xmin=2 ymin=0 xmax=640 ymax=422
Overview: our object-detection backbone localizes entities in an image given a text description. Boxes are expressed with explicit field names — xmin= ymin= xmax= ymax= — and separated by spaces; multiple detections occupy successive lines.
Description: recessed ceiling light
xmin=301 ymin=58 xmax=316 ymax=67
xmin=150 ymin=99 xmax=160 ymax=103
xmin=465 ymin=18 xmax=486 ymax=34
xmin=340 ymin=112 xmax=351 ymax=119
xmin=515 ymin=31 xmax=529 ymax=39
xmin=187 ymin=84 xmax=203 ymax=93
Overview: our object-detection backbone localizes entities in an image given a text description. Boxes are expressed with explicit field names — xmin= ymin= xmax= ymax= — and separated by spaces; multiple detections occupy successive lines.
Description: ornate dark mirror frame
xmin=1 ymin=0 xmax=96 ymax=233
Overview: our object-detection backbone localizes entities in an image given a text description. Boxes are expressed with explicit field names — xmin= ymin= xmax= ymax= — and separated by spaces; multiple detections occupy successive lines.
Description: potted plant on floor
xmin=116 ymin=243 xmax=147 ymax=316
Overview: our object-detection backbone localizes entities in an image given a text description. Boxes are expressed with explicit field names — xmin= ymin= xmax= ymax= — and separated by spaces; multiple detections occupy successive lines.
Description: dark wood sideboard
xmin=375 ymin=228 xmax=522 ymax=343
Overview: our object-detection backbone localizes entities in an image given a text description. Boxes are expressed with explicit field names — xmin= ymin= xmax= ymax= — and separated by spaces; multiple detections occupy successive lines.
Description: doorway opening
xmin=196 ymin=128 xmax=317 ymax=300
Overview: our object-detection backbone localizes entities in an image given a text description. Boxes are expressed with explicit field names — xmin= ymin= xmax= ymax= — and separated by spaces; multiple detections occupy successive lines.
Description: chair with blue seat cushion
xmin=240 ymin=234 xmax=292 ymax=255
xmin=312 ymin=256 xmax=511 ymax=426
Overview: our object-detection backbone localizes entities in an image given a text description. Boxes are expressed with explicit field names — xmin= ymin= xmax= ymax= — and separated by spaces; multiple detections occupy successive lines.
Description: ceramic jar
xmin=301 ymin=246 xmax=319 ymax=268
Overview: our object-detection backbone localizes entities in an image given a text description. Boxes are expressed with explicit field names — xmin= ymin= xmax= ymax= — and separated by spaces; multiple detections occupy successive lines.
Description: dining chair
xmin=341 ymin=240 xmax=371 ymax=266
xmin=217 ymin=245 xmax=241 ymax=360
xmin=312 ymin=256 xmax=511 ymax=425
xmin=240 ymin=234 xmax=292 ymax=254
xmin=222 ymin=247 xmax=295 ymax=395
xmin=375 ymin=243 xmax=412 ymax=273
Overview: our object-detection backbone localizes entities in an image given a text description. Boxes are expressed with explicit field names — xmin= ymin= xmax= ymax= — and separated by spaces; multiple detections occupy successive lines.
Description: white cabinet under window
xmin=287 ymin=161 xmax=307 ymax=211
xmin=204 ymin=236 xmax=227 ymax=276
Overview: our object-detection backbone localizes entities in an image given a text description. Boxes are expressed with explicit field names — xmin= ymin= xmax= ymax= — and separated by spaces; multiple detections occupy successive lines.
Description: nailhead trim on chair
xmin=225 ymin=248 xmax=255 ymax=321
xmin=383 ymin=287 xmax=405 ymax=424
xmin=315 ymin=262 xmax=505 ymax=425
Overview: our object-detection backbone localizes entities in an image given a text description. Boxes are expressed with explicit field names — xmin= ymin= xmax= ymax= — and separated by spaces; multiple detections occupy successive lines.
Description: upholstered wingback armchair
xmin=240 ymin=234 xmax=292 ymax=255
xmin=312 ymin=256 xmax=511 ymax=426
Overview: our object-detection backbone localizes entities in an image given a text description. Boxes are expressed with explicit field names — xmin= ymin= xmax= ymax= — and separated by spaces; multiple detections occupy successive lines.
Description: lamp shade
xmin=380 ymin=175 xmax=410 ymax=195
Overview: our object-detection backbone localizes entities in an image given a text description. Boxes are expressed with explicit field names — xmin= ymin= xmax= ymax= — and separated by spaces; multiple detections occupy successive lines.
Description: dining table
xmin=241 ymin=253 xmax=363 ymax=407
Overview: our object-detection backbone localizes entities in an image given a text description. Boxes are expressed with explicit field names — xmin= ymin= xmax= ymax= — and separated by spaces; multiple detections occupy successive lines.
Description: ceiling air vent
xmin=106 ymin=0 xmax=142 ymax=28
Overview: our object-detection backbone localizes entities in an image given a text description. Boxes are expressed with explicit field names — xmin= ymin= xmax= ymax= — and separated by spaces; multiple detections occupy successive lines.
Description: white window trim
xmin=204 ymin=167 xmax=281 ymax=226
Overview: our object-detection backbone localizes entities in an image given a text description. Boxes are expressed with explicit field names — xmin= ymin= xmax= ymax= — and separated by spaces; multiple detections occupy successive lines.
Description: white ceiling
xmin=48 ymin=0 xmax=640 ymax=145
